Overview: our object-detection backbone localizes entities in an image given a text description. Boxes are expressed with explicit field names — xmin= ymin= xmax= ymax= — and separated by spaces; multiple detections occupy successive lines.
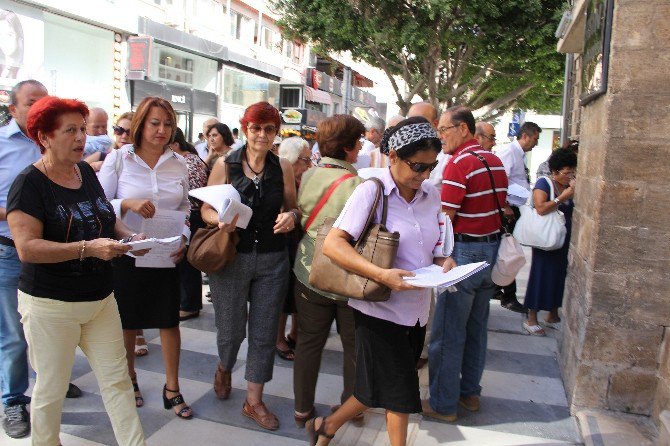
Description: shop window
xmin=281 ymin=87 xmax=301 ymax=108
xmin=158 ymin=50 xmax=194 ymax=87
xmin=223 ymin=68 xmax=280 ymax=107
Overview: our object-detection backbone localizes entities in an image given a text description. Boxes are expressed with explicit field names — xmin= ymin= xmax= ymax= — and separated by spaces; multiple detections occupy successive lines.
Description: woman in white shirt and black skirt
xmin=99 ymin=97 xmax=193 ymax=419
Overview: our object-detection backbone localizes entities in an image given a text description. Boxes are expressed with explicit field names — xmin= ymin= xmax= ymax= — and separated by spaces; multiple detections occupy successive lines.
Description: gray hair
xmin=10 ymin=80 xmax=47 ymax=105
xmin=278 ymin=136 xmax=309 ymax=164
xmin=364 ymin=116 xmax=385 ymax=132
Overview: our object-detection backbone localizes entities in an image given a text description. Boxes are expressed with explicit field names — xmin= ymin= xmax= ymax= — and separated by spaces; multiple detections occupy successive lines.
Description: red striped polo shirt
xmin=441 ymin=139 xmax=509 ymax=236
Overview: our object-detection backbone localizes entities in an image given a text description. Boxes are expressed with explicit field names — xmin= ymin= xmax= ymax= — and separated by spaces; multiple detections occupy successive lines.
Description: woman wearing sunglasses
xmin=305 ymin=117 xmax=456 ymax=446
xmin=6 ymin=96 xmax=146 ymax=445
xmin=84 ymin=112 xmax=134 ymax=172
xmin=202 ymin=102 xmax=300 ymax=430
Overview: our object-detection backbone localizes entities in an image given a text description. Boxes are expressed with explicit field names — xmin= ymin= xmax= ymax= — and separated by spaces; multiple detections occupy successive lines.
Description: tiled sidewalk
xmin=2 ymin=249 xmax=582 ymax=445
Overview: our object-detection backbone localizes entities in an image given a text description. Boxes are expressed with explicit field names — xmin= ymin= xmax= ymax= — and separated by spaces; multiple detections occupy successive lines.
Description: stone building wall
xmin=559 ymin=0 xmax=670 ymax=424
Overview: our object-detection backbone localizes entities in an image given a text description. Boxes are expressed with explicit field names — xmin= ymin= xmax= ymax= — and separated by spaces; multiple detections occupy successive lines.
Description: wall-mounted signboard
xmin=580 ymin=0 xmax=614 ymax=105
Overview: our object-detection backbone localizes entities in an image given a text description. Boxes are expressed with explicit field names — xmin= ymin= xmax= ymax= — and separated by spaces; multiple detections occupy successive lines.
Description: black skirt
xmin=112 ymin=255 xmax=180 ymax=329
xmin=352 ymin=309 xmax=425 ymax=413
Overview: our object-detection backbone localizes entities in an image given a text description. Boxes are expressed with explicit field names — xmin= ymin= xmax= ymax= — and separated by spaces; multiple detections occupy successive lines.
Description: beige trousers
xmin=18 ymin=292 xmax=145 ymax=446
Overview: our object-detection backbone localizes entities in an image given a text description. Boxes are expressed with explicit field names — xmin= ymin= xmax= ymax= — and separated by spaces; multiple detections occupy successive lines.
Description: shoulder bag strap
xmin=466 ymin=150 xmax=506 ymax=233
xmin=540 ymin=175 xmax=556 ymax=201
xmin=353 ymin=177 xmax=383 ymax=248
xmin=303 ymin=173 xmax=356 ymax=231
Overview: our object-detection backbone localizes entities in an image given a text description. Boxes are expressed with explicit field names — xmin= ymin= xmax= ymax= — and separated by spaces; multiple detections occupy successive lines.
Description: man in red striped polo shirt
xmin=423 ymin=106 xmax=508 ymax=422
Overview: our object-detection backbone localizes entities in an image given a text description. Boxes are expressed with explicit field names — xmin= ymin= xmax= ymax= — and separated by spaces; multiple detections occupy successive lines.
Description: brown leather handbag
xmin=186 ymin=163 xmax=239 ymax=274
xmin=309 ymin=178 xmax=399 ymax=302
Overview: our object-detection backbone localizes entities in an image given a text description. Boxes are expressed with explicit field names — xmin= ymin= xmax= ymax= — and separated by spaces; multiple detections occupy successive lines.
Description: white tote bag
xmin=491 ymin=233 xmax=527 ymax=286
xmin=512 ymin=177 xmax=567 ymax=251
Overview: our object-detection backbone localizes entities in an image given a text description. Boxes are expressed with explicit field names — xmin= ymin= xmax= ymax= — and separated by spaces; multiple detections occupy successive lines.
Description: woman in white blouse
xmin=98 ymin=97 xmax=193 ymax=419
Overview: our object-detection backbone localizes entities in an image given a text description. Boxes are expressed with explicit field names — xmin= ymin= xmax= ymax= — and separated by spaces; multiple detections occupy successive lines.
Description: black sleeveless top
xmin=225 ymin=146 xmax=286 ymax=253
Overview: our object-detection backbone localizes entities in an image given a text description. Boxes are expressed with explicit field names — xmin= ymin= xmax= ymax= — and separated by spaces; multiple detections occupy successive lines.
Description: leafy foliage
xmin=274 ymin=0 xmax=566 ymax=118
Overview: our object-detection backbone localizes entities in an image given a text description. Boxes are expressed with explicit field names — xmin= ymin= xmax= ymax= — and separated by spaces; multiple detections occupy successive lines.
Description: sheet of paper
xmin=507 ymin=183 xmax=531 ymax=206
xmin=404 ymin=261 xmax=489 ymax=288
xmin=122 ymin=235 xmax=181 ymax=250
xmin=188 ymin=185 xmax=252 ymax=229
xmin=432 ymin=212 xmax=454 ymax=258
xmin=134 ymin=209 xmax=185 ymax=268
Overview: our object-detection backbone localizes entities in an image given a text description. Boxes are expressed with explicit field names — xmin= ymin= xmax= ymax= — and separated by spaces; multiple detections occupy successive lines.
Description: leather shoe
xmin=501 ymin=298 xmax=527 ymax=314
xmin=213 ymin=363 xmax=231 ymax=400
xmin=421 ymin=399 xmax=457 ymax=422
xmin=66 ymin=383 xmax=82 ymax=398
xmin=459 ymin=395 xmax=480 ymax=412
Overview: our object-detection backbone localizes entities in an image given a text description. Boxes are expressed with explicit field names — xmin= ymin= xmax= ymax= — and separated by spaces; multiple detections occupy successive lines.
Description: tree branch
xmin=472 ymin=83 xmax=534 ymax=119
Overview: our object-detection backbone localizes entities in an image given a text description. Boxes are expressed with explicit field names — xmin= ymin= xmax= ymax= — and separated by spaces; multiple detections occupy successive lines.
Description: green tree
xmin=274 ymin=0 xmax=565 ymax=119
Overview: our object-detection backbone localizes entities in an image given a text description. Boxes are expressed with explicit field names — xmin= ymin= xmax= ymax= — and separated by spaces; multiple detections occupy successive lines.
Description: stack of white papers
xmin=404 ymin=262 xmax=489 ymax=288
xmin=189 ymin=185 xmax=253 ymax=229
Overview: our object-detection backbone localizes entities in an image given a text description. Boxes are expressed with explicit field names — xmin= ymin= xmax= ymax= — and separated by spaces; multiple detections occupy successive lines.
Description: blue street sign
xmin=508 ymin=122 xmax=520 ymax=137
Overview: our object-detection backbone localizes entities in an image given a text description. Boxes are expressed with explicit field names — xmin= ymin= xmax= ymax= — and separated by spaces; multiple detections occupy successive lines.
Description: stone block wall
xmin=559 ymin=0 xmax=670 ymax=424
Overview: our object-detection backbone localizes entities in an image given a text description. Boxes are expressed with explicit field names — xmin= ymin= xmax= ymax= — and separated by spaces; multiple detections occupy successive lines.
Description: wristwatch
xmin=553 ymin=198 xmax=561 ymax=205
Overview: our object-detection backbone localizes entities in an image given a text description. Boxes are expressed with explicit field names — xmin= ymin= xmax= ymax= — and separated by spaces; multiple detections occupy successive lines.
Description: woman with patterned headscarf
xmin=305 ymin=116 xmax=456 ymax=446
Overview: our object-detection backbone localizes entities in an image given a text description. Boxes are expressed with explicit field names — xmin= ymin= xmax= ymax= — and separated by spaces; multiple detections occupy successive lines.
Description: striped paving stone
xmin=2 ymin=248 xmax=582 ymax=445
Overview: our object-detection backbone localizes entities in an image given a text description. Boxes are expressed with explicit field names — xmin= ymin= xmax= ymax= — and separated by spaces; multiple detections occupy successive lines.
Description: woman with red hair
xmin=202 ymin=102 xmax=300 ymax=430
xmin=6 ymin=96 xmax=146 ymax=445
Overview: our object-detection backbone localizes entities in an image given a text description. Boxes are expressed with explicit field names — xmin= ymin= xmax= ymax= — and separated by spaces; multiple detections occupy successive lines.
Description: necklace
xmin=42 ymin=159 xmax=82 ymax=185
xmin=244 ymin=156 xmax=265 ymax=189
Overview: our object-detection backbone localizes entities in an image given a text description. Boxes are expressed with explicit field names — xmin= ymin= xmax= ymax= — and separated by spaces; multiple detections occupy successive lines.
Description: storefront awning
xmin=304 ymin=86 xmax=333 ymax=105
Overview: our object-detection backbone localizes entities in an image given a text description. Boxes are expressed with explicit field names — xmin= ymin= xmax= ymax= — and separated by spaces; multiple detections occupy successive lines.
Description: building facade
xmin=0 ymin=0 xmax=382 ymax=140
xmin=557 ymin=0 xmax=670 ymax=441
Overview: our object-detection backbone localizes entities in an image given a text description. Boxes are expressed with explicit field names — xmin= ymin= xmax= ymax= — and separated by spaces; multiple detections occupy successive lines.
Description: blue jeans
xmin=428 ymin=240 xmax=499 ymax=414
xmin=0 ymin=245 xmax=30 ymax=407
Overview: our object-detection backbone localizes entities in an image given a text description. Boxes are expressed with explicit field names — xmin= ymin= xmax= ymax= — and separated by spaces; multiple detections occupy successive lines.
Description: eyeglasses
xmin=113 ymin=126 xmax=130 ymax=136
xmin=298 ymin=156 xmax=313 ymax=165
xmin=403 ymin=159 xmax=439 ymax=173
xmin=481 ymin=133 xmax=496 ymax=142
xmin=437 ymin=124 xmax=458 ymax=135
xmin=557 ymin=169 xmax=576 ymax=177
xmin=247 ymin=124 xmax=277 ymax=135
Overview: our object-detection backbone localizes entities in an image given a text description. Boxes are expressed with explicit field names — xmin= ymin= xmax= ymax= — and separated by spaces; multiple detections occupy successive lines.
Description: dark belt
xmin=454 ymin=233 xmax=502 ymax=243
xmin=0 ymin=235 xmax=15 ymax=248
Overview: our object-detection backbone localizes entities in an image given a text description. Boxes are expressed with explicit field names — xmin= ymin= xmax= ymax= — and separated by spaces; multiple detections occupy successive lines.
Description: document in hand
xmin=122 ymin=236 xmax=182 ymax=250
xmin=404 ymin=262 xmax=489 ymax=288
xmin=188 ymin=185 xmax=253 ymax=229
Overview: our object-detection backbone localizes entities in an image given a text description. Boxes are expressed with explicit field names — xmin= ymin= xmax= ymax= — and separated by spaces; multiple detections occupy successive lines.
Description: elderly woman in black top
xmin=6 ymin=96 xmax=146 ymax=445
xmin=202 ymin=102 xmax=300 ymax=431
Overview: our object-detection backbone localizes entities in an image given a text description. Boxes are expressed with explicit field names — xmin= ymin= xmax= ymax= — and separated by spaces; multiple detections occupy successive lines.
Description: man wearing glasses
xmin=423 ymin=106 xmax=508 ymax=422
xmin=475 ymin=122 xmax=497 ymax=151
xmin=493 ymin=121 xmax=542 ymax=313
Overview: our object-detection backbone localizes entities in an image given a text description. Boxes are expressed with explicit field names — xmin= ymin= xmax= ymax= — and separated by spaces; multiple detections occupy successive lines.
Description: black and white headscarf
xmin=380 ymin=121 xmax=439 ymax=155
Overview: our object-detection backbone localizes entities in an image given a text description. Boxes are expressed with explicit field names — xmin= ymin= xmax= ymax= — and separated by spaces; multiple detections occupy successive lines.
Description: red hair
xmin=239 ymin=102 xmax=281 ymax=136
xmin=26 ymin=96 xmax=89 ymax=153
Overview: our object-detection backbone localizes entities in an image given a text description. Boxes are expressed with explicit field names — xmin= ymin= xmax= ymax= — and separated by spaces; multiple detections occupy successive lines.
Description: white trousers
xmin=18 ymin=292 xmax=145 ymax=446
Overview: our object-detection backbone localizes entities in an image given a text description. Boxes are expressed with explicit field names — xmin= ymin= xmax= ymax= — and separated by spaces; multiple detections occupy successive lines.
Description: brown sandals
xmin=242 ymin=400 xmax=279 ymax=430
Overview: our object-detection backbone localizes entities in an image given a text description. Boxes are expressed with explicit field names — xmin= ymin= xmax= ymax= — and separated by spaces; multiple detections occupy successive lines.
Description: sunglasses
xmin=247 ymin=124 xmax=277 ymax=135
xmin=113 ymin=126 xmax=131 ymax=136
xmin=403 ymin=159 xmax=439 ymax=173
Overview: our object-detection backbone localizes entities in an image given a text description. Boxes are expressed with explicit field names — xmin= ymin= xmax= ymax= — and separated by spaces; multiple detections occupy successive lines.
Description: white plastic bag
xmin=492 ymin=234 xmax=526 ymax=286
